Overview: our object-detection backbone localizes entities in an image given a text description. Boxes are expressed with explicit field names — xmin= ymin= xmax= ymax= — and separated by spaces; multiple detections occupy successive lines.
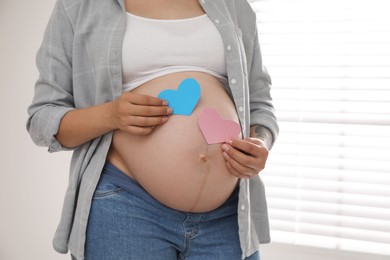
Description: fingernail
xmin=163 ymin=101 xmax=168 ymax=106
xmin=162 ymin=116 xmax=168 ymax=122
xmin=226 ymin=139 xmax=233 ymax=144
xmin=222 ymin=144 xmax=230 ymax=151
xmin=167 ymin=108 xmax=172 ymax=114
xmin=223 ymin=152 xmax=229 ymax=159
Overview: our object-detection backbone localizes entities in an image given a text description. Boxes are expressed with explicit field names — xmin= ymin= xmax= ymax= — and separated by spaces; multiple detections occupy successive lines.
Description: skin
xmin=124 ymin=0 xmax=206 ymax=20
xmin=56 ymin=91 xmax=272 ymax=183
xmin=56 ymin=0 xmax=203 ymax=147
xmin=121 ymin=0 xmax=274 ymax=179
xmin=55 ymin=94 xmax=172 ymax=148
xmin=222 ymin=125 xmax=273 ymax=179
xmin=56 ymin=0 xmax=273 ymax=181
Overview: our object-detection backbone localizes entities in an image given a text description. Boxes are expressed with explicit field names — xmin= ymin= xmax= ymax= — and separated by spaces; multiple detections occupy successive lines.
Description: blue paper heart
xmin=158 ymin=78 xmax=201 ymax=116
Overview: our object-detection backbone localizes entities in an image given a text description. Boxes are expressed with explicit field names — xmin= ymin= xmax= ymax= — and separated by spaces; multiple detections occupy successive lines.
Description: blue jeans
xmin=84 ymin=164 xmax=260 ymax=260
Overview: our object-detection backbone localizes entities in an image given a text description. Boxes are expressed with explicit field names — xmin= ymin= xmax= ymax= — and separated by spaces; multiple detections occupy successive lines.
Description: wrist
xmin=102 ymin=101 xmax=118 ymax=132
xmin=250 ymin=125 xmax=273 ymax=150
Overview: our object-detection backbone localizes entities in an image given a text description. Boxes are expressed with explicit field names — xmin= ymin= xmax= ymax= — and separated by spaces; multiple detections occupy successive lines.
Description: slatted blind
xmin=249 ymin=0 xmax=390 ymax=255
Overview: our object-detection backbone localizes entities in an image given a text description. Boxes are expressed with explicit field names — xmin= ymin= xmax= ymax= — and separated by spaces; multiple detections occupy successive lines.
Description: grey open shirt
xmin=26 ymin=0 xmax=279 ymax=259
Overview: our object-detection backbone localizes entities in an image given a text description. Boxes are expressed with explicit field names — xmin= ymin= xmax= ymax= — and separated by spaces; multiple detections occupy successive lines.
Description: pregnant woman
xmin=27 ymin=0 xmax=278 ymax=259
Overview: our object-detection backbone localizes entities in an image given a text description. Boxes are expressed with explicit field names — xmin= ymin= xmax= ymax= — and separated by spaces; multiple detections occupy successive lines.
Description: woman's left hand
xmin=221 ymin=137 xmax=269 ymax=179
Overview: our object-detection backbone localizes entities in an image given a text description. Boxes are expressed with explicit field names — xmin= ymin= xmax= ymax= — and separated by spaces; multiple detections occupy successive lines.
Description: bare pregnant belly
xmin=107 ymin=71 xmax=241 ymax=212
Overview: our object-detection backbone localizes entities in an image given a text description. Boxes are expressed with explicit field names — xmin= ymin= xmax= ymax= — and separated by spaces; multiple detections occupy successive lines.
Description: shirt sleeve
xmin=248 ymin=23 xmax=279 ymax=148
xmin=26 ymin=0 xmax=76 ymax=153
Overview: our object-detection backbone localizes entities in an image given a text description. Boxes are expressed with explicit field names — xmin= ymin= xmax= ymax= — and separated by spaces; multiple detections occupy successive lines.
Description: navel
xmin=198 ymin=153 xmax=208 ymax=163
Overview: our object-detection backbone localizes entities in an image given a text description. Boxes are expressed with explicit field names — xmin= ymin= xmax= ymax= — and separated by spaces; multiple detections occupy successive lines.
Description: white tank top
xmin=122 ymin=12 xmax=228 ymax=92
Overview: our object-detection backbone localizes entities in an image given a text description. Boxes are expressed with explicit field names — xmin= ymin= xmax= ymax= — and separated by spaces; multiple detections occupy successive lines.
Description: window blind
xmin=250 ymin=0 xmax=390 ymax=255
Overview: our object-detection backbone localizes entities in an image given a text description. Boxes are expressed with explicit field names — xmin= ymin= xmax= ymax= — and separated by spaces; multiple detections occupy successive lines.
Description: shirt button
xmin=239 ymin=106 xmax=244 ymax=112
xmin=231 ymin=78 xmax=237 ymax=84
xmin=241 ymin=204 xmax=246 ymax=211
xmin=214 ymin=19 xmax=220 ymax=24
xmin=226 ymin=45 xmax=232 ymax=51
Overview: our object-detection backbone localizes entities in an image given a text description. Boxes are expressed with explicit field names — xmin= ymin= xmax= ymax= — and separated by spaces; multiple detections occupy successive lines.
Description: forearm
xmin=55 ymin=102 xmax=116 ymax=148
xmin=250 ymin=125 xmax=273 ymax=151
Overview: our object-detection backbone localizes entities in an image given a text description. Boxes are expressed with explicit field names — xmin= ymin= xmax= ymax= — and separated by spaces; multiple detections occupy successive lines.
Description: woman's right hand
xmin=110 ymin=92 xmax=172 ymax=136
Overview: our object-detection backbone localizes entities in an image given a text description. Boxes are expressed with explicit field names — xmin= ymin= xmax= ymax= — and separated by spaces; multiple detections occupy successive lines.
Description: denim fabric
xmin=84 ymin=163 xmax=260 ymax=260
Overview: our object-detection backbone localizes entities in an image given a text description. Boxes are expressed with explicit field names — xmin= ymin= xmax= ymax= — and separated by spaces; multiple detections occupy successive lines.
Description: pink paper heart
xmin=199 ymin=108 xmax=241 ymax=144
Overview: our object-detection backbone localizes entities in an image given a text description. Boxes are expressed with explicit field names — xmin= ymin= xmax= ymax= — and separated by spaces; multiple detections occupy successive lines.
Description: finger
xmin=131 ymin=104 xmax=172 ymax=117
xmin=246 ymin=137 xmax=269 ymax=153
xmin=222 ymin=143 xmax=257 ymax=170
xmin=123 ymin=125 xmax=155 ymax=136
xmin=227 ymin=138 xmax=265 ymax=158
xmin=126 ymin=93 xmax=168 ymax=106
xmin=222 ymin=151 xmax=257 ymax=178
xmin=246 ymin=137 xmax=263 ymax=146
xmin=225 ymin=161 xmax=252 ymax=179
xmin=129 ymin=115 xmax=168 ymax=127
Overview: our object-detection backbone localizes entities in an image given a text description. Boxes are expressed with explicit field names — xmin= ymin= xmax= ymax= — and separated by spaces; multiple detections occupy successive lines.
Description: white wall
xmin=0 ymin=0 xmax=70 ymax=259
xmin=0 ymin=0 xmax=388 ymax=260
